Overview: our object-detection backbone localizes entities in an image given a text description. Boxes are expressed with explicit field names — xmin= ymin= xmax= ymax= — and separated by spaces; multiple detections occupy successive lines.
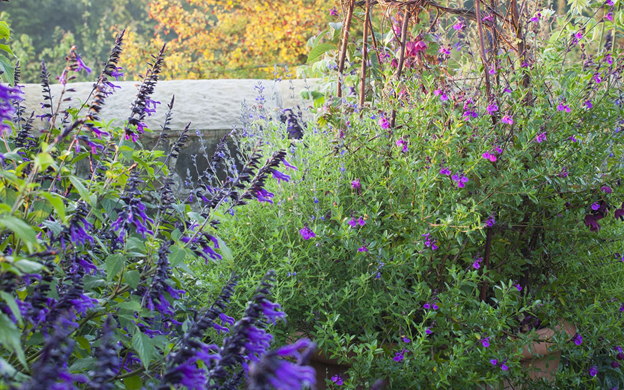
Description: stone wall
xmin=21 ymin=78 xmax=320 ymax=193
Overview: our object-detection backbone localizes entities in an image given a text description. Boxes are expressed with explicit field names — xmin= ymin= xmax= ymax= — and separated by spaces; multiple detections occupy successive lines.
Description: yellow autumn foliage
xmin=121 ymin=0 xmax=334 ymax=80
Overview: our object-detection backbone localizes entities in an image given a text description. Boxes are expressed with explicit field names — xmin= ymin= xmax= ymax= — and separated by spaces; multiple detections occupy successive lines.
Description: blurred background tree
xmin=0 ymin=0 xmax=333 ymax=82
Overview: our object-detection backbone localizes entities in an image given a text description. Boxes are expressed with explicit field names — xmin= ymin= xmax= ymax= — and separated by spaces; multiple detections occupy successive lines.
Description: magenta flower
xmin=575 ymin=31 xmax=583 ymax=40
xmin=495 ymin=146 xmax=503 ymax=154
xmin=393 ymin=350 xmax=405 ymax=362
xmin=490 ymin=359 xmax=498 ymax=366
xmin=432 ymin=303 xmax=439 ymax=310
xmin=378 ymin=117 xmax=390 ymax=130
xmin=504 ymin=87 xmax=512 ymax=93
xmin=584 ymin=100 xmax=593 ymax=109
xmin=439 ymin=46 xmax=451 ymax=55
xmin=557 ymin=103 xmax=571 ymax=113
xmin=594 ymin=74 xmax=602 ymax=84
xmin=358 ymin=245 xmax=368 ymax=252
xmin=425 ymin=327 xmax=432 ymax=335
xmin=501 ymin=115 xmax=513 ymax=125
xmin=601 ymin=186 xmax=612 ymax=193
xmin=299 ymin=225 xmax=316 ymax=240
xmin=473 ymin=258 xmax=482 ymax=269
xmin=536 ymin=133 xmax=547 ymax=143
xmin=591 ymin=203 xmax=600 ymax=211
xmin=329 ymin=7 xmax=338 ymax=16
xmin=606 ymin=12 xmax=613 ymax=21
xmin=351 ymin=178 xmax=361 ymax=189
xmin=501 ymin=363 xmax=509 ymax=371
xmin=489 ymin=65 xmax=496 ymax=75
xmin=570 ymin=135 xmax=577 ymax=142
xmin=487 ymin=103 xmax=498 ymax=115
xmin=423 ymin=303 xmax=431 ymax=309
xmin=331 ymin=374 xmax=343 ymax=385
xmin=515 ymin=284 xmax=523 ymax=291
xmin=482 ymin=337 xmax=490 ymax=348
xmin=396 ymin=138 xmax=408 ymax=153
xmin=440 ymin=167 xmax=451 ymax=175
xmin=453 ymin=22 xmax=464 ymax=30
xmin=358 ymin=217 xmax=366 ymax=226
xmin=484 ymin=215 xmax=495 ymax=227
xmin=482 ymin=151 xmax=497 ymax=162
xmin=607 ymin=0 xmax=614 ymax=5
xmin=589 ymin=366 xmax=598 ymax=377
xmin=530 ymin=12 xmax=541 ymax=22
xmin=402 ymin=337 xmax=411 ymax=343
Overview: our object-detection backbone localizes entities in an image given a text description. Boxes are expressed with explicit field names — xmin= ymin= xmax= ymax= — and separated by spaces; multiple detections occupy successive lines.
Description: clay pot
xmin=518 ymin=322 xmax=576 ymax=381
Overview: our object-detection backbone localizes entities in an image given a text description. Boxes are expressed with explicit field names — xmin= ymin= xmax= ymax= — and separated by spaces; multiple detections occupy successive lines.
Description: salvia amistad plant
xmin=0 ymin=21 xmax=323 ymax=390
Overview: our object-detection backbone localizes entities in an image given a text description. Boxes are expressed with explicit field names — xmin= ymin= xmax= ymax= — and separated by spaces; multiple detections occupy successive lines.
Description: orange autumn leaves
xmin=121 ymin=0 xmax=333 ymax=80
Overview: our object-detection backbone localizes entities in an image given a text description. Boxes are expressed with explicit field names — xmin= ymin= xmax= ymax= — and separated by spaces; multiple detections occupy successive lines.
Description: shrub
xmin=203 ymin=0 xmax=624 ymax=388
xmin=0 ymin=28 xmax=317 ymax=390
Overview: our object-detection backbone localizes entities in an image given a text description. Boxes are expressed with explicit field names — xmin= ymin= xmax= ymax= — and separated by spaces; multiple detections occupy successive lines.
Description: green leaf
xmin=124 ymin=270 xmax=140 ymax=289
xmin=0 ymin=357 xmax=16 ymax=376
xmin=0 ymin=44 xmax=14 ymax=57
xmin=132 ymin=331 xmax=154 ymax=371
xmin=307 ymin=43 xmax=337 ymax=64
xmin=115 ymin=301 xmax=142 ymax=312
xmin=169 ymin=245 xmax=187 ymax=267
xmin=216 ymin=237 xmax=233 ymax=263
xmin=69 ymin=176 xmax=91 ymax=205
xmin=0 ymin=291 xmax=21 ymax=325
xmin=0 ymin=313 xmax=26 ymax=366
xmin=124 ymin=375 xmax=143 ymax=390
xmin=13 ymin=259 xmax=44 ymax=274
xmin=0 ymin=22 xmax=10 ymax=40
xmin=0 ymin=55 xmax=14 ymax=86
xmin=29 ymin=200 xmax=53 ymax=225
xmin=39 ymin=193 xmax=66 ymax=220
xmin=105 ymin=254 xmax=126 ymax=281
xmin=68 ymin=357 xmax=97 ymax=372
xmin=34 ymin=152 xmax=55 ymax=171
xmin=0 ymin=215 xmax=38 ymax=252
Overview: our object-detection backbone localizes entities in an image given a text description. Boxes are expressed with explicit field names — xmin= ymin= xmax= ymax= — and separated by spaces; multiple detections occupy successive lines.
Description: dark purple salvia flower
xmin=56 ymin=201 xmax=94 ymax=249
xmin=125 ymin=43 xmax=166 ymax=142
xmin=182 ymin=233 xmax=222 ymax=264
xmin=157 ymin=274 xmax=237 ymax=390
xmin=209 ymin=271 xmax=284 ymax=383
xmin=615 ymin=203 xmax=624 ymax=220
xmin=0 ymin=82 xmax=22 ymax=135
xmin=47 ymin=271 xmax=97 ymax=325
xmin=89 ymin=316 xmax=119 ymax=390
xmin=572 ymin=334 xmax=583 ymax=345
xmin=589 ymin=366 xmax=598 ymax=377
xmin=20 ymin=316 xmax=87 ymax=390
xmin=272 ymin=169 xmax=291 ymax=183
xmin=536 ymin=132 xmax=547 ymax=143
xmin=422 ymin=233 xmax=438 ymax=250
xmin=141 ymin=242 xmax=185 ymax=318
xmin=484 ymin=214 xmax=495 ymax=227
xmin=279 ymin=108 xmax=305 ymax=140
xmin=85 ymin=30 xmax=125 ymax=139
xmin=601 ymin=186 xmax=612 ymax=194
xmin=111 ymin=172 xmax=154 ymax=239
xmin=248 ymin=338 xmax=317 ymax=390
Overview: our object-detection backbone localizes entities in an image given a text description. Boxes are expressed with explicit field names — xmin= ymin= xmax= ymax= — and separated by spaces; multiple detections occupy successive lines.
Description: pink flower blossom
xmin=378 ymin=116 xmax=390 ymax=129
xmin=536 ymin=133 xmax=547 ymax=143
xmin=396 ymin=138 xmax=408 ymax=153
xmin=501 ymin=115 xmax=513 ymax=125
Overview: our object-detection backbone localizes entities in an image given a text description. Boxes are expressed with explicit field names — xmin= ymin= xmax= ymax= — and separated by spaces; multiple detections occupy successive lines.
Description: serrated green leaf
xmin=69 ymin=176 xmax=91 ymax=205
xmin=0 ymin=55 xmax=14 ymax=85
xmin=39 ymin=192 xmax=66 ymax=220
xmin=115 ymin=301 xmax=142 ymax=312
xmin=13 ymin=259 xmax=44 ymax=274
xmin=0 ymin=22 xmax=9 ymax=40
xmin=132 ymin=331 xmax=154 ymax=370
xmin=124 ymin=270 xmax=140 ymax=289
xmin=0 ymin=291 xmax=21 ymax=325
xmin=169 ymin=245 xmax=186 ymax=267
xmin=124 ymin=375 xmax=143 ymax=390
xmin=0 ymin=313 xmax=25 ymax=366
xmin=0 ymin=215 xmax=38 ymax=252
xmin=105 ymin=254 xmax=125 ymax=281
xmin=307 ymin=43 xmax=337 ymax=64
xmin=68 ymin=357 xmax=97 ymax=373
